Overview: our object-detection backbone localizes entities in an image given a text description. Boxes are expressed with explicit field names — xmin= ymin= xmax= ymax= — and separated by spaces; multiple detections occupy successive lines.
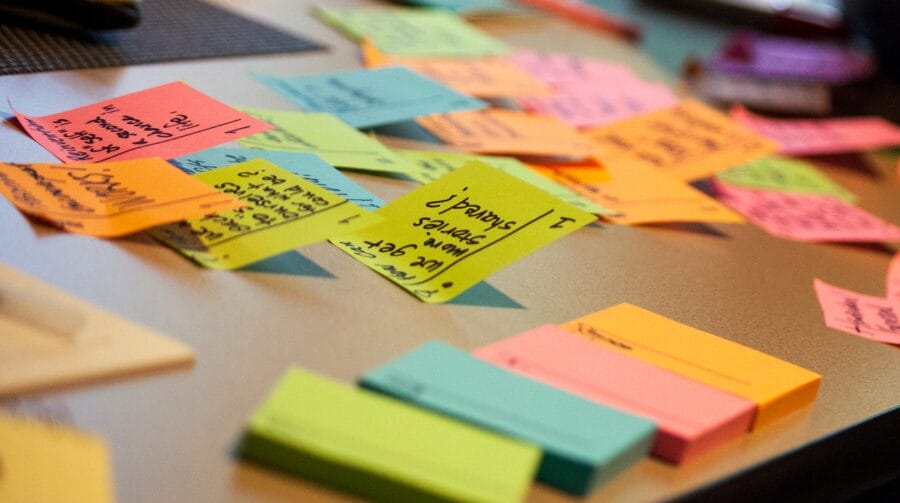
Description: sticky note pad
xmin=0 ymin=414 xmax=113 ymax=503
xmin=475 ymin=325 xmax=756 ymax=463
xmin=360 ymin=341 xmax=654 ymax=494
xmin=562 ymin=304 xmax=822 ymax=429
xmin=239 ymin=367 xmax=540 ymax=503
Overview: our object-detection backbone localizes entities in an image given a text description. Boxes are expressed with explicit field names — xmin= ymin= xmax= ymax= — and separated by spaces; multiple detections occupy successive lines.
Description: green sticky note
xmin=237 ymin=109 xmax=416 ymax=174
xmin=716 ymin=156 xmax=857 ymax=202
xmin=239 ymin=367 xmax=540 ymax=503
xmin=314 ymin=7 xmax=509 ymax=57
xmin=398 ymin=150 xmax=616 ymax=215
xmin=360 ymin=341 xmax=656 ymax=495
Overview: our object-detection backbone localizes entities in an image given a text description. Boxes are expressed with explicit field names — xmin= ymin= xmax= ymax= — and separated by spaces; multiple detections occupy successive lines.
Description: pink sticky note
xmin=510 ymin=50 xmax=643 ymax=87
xmin=519 ymin=82 xmax=678 ymax=128
xmin=813 ymin=279 xmax=900 ymax=345
xmin=731 ymin=106 xmax=900 ymax=156
xmin=12 ymin=82 xmax=272 ymax=163
xmin=888 ymin=254 xmax=900 ymax=306
xmin=712 ymin=180 xmax=900 ymax=243
xmin=474 ymin=325 xmax=756 ymax=463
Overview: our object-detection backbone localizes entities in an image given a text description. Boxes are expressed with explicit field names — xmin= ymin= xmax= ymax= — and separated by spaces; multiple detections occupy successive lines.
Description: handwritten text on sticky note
xmin=519 ymin=83 xmax=678 ymax=129
xmin=814 ymin=279 xmax=900 ymax=345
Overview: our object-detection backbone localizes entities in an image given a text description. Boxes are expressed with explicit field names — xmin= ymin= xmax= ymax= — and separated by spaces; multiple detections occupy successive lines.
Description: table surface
xmin=1 ymin=1 xmax=899 ymax=502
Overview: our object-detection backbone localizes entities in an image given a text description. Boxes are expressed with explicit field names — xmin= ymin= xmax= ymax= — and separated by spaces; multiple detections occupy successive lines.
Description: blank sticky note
xmin=360 ymin=341 xmax=655 ymax=494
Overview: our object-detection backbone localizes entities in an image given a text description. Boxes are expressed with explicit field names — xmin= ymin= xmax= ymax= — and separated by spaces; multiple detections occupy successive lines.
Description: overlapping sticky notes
xmin=510 ymin=50 xmax=644 ymax=88
xmin=716 ymin=156 xmax=856 ymax=202
xmin=731 ymin=105 xmax=900 ymax=156
xmin=149 ymin=159 xmax=380 ymax=269
xmin=361 ymin=341 xmax=655 ymax=494
xmin=331 ymin=162 xmax=594 ymax=303
xmin=12 ymin=81 xmax=271 ymax=163
xmin=237 ymin=109 xmax=414 ymax=174
xmin=361 ymin=40 xmax=552 ymax=98
xmin=586 ymin=100 xmax=780 ymax=181
xmin=814 ymin=278 xmax=900 ymax=345
xmin=533 ymin=162 xmax=742 ymax=225
xmin=416 ymin=109 xmax=595 ymax=159
xmin=170 ymin=147 xmax=384 ymax=211
xmin=0 ymin=159 xmax=242 ymax=237
xmin=397 ymin=149 xmax=614 ymax=215
xmin=712 ymin=179 xmax=900 ymax=242
xmin=255 ymin=67 xmax=485 ymax=129
xmin=314 ymin=7 xmax=509 ymax=57
xmin=0 ymin=414 xmax=113 ymax=503
xmin=238 ymin=367 xmax=540 ymax=503
xmin=475 ymin=325 xmax=756 ymax=463
xmin=562 ymin=303 xmax=822 ymax=429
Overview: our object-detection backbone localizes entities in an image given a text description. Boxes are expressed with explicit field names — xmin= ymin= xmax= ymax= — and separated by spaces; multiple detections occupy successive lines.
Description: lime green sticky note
xmin=716 ymin=156 xmax=857 ymax=202
xmin=398 ymin=150 xmax=616 ymax=215
xmin=331 ymin=161 xmax=595 ymax=303
xmin=237 ymin=109 xmax=416 ymax=174
xmin=314 ymin=7 xmax=509 ymax=57
xmin=149 ymin=159 xmax=380 ymax=269
xmin=239 ymin=367 xmax=540 ymax=503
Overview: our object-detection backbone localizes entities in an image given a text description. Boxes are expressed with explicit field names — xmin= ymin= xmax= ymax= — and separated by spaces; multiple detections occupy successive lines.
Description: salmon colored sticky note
xmin=149 ymin=159 xmax=380 ymax=269
xmin=732 ymin=105 xmax=900 ymax=156
xmin=0 ymin=414 xmax=114 ymax=503
xmin=562 ymin=303 xmax=822 ymax=430
xmin=533 ymin=162 xmax=742 ymax=225
xmin=0 ymin=159 xmax=242 ymax=237
xmin=416 ymin=109 xmax=596 ymax=159
xmin=12 ymin=82 xmax=272 ymax=163
xmin=813 ymin=278 xmax=900 ymax=345
xmin=888 ymin=254 xmax=900 ymax=306
xmin=712 ymin=179 xmax=900 ymax=243
xmin=586 ymin=100 xmax=780 ymax=181
xmin=331 ymin=161 xmax=595 ymax=303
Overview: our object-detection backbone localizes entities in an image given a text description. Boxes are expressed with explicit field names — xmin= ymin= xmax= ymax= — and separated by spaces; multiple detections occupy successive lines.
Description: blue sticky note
xmin=360 ymin=341 xmax=656 ymax=496
xmin=169 ymin=147 xmax=384 ymax=211
xmin=255 ymin=67 xmax=486 ymax=129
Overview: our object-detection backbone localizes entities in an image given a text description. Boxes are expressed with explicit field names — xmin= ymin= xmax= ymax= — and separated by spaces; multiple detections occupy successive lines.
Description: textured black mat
xmin=0 ymin=0 xmax=324 ymax=76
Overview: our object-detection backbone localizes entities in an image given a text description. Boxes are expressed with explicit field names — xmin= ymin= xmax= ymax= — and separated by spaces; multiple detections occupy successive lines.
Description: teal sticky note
xmin=256 ymin=67 xmax=486 ymax=129
xmin=359 ymin=341 xmax=656 ymax=495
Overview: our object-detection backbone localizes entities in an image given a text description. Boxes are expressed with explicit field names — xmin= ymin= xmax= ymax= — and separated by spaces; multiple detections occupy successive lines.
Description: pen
xmin=517 ymin=0 xmax=641 ymax=42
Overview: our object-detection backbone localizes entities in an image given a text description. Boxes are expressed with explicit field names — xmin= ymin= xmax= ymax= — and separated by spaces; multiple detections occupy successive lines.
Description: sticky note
xmin=0 ymin=159 xmax=242 ymax=237
xmin=712 ymin=180 xmax=900 ymax=243
xmin=586 ymin=100 xmax=780 ymax=181
xmin=416 ymin=109 xmax=596 ymax=159
xmin=475 ymin=325 xmax=756 ymax=463
xmin=315 ymin=7 xmax=509 ymax=57
xmin=149 ymin=159 xmax=380 ymax=269
xmin=510 ymin=50 xmax=644 ymax=87
xmin=562 ymin=303 xmax=822 ymax=429
xmin=397 ymin=149 xmax=615 ymax=215
xmin=170 ymin=147 xmax=384 ymax=211
xmin=238 ymin=109 xmax=415 ymax=174
xmin=731 ymin=105 xmax=900 ymax=156
xmin=716 ymin=156 xmax=856 ymax=202
xmin=519 ymin=83 xmax=678 ymax=129
xmin=813 ymin=279 xmax=900 ymax=345
xmin=239 ymin=367 xmax=540 ymax=503
xmin=332 ymin=162 xmax=594 ymax=303
xmin=889 ymin=254 xmax=900 ymax=306
xmin=533 ymin=162 xmax=743 ymax=225
xmin=361 ymin=341 xmax=654 ymax=494
xmin=0 ymin=414 xmax=113 ymax=503
xmin=255 ymin=67 xmax=485 ymax=129
xmin=12 ymin=81 xmax=271 ymax=163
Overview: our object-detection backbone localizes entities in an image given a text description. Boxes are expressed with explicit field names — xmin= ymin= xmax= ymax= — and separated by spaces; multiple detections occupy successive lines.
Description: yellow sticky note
xmin=533 ymin=161 xmax=743 ymax=225
xmin=562 ymin=304 xmax=822 ymax=429
xmin=150 ymin=159 xmax=380 ymax=269
xmin=586 ymin=100 xmax=779 ymax=181
xmin=0 ymin=159 xmax=242 ymax=237
xmin=332 ymin=161 xmax=595 ymax=303
xmin=0 ymin=414 xmax=113 ymax=503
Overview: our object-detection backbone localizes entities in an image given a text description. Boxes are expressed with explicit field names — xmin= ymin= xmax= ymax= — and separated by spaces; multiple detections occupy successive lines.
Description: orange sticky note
xmin=586 ymin=100 xmax=779 ymax=181
xmin=416 ymin=109 xmax=595 ymax=159
xmin=0 ymin=159 xmax=242 ymax=237
xmin=532 ymin=161 xmax=743 ymax=225
xmin=889 ymin=253 xmax=900 ymax=307
xmin=13 ymin=82 xmax=272 ymax=163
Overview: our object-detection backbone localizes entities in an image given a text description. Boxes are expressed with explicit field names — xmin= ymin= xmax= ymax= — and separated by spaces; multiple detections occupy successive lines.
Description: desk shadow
xmin=828 ymin=241 xmax=898 ymax=257
xmin=238 ymin=251 xmax=334 ymax=278
xmin=801 ymin=153 xmax=882 ymax=180
xmin=370 ymin=121 xmax=444 ymax=145
xmin=640 ymin=221 xmax=732 ymax=239
xmin=447 ymin=281 xmax=523 ymax=309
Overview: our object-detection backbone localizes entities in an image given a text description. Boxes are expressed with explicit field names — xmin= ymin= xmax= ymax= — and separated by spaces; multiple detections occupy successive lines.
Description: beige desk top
xmin=1 ymin=1 xmax=899 ymax=502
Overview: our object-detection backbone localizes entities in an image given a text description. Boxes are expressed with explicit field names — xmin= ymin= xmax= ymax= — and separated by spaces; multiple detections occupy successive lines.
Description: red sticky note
xmin=12 ymin=82 xmax=272 ymax=163
xmin=813 ymin=279 xmax=900 ymax=345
